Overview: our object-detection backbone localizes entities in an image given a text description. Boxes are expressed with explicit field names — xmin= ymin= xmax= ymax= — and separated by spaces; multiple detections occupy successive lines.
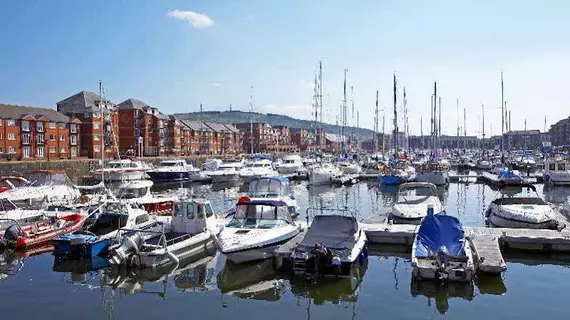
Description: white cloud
xmin=167 ymin=10 xmax=215 ymax=29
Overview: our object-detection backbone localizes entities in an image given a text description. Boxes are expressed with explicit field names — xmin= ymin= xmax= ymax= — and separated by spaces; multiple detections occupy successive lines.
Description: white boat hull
xmin=412 ymin=240 xmax=474 ymax=282
xmin=93 ymin=171 xmax=148 ymax=181
xmin=487 ymin=213 xmax=557 ymax=229
xmin=415 ymin=172 xmax=449 ymax=185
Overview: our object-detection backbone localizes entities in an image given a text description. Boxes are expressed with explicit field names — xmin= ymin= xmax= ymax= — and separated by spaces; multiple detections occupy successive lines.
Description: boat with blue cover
xmin=146 ymin=159 xmax=208 ymax=182
xmin=411 ymin=207 xmax=474 ymax=282
xmin=497 ymin=169 xmax=523 ymax=185
xmin=379 ymin=158 xmax=416 ymax=185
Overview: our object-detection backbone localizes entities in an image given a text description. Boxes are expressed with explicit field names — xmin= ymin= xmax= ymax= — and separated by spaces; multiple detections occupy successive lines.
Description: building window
xmin=70 ymin=135 xmax=77 ymax=145
xmin=70 ymin=124 xmax=77 ymax=133
xmin=49 ymin=122 xmax=56 ymax=129
xmin=60 ymin=147 xmax=67 ymax=153
xmin=71 ymin=146 xmax=78 ymax=156
xmin=9 ymin=146 xmax=16 ymax=154
xmin=7 ymin=133 xmax=15 ymax=140
xmin=84 ymin=112 xmax=92 ymax=118
xmin=22 ymin=120 xmax=30 ymax=131
xmin=59 ymin=123 xmax=66 ymax=129
xmin=22 ymin=147 xmax=31 ymax=158
xmin=49 ymin=146 xmax=56 ymax=153
xmin=37 ymin=134 xmax=44 ymax=144
xmin=37 ymin=146 xmax=45 ymax=158
xmin=22 ymin=134 xmax=31 ymax=144
xmin=94 ymin=134 xmax=101 ymax=141
xmin=94 ymin=123 xmax=100 ymax=130
xmin=60 ymin=134 xmax=66 ymax=141
xmin=49 ymin=134 xmax=55 ymax=141
xmin=37 ymin=122 xmax=44 ymax=132
xmin=7 ymin=120 xmax=15 ymax=126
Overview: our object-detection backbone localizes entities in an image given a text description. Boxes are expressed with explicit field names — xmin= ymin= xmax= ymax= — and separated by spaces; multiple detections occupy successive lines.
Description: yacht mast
xmin=351 ymin=85 xmax=354 ymax=151
xmin=98 ymin=80 xmax=105 ymax=183
xmin=312 ymin=73 xmax=318 ymax=151
xmin=393 ymin=74 xmax=398 ymax=152
xmin=501 ymin=72 xmax=505 ymax=152
xmin=342 ymin=69 xmax=348 ymax=154
xmin=318 ymin=61 xmax=324 ymax=148
xmin=374 ymin=90 xmax=379 ymax=154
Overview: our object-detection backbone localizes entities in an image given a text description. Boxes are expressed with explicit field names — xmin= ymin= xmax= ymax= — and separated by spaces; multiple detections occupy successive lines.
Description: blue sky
xmin=1 ymin=0 xmax=569 ymax=136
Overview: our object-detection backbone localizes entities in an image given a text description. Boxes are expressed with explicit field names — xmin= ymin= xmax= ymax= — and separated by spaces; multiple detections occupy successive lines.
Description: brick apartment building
xmin=0 ymin=104 xmax=82 ymax=160
xmin=57 ymin=91 xmax=119 ymax=158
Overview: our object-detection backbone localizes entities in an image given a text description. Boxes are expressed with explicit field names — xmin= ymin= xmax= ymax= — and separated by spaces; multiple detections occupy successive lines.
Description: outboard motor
xmin=311 ymin=242 xmax=333 ymax=279
xmin=435 ymin=245 xmax=449 ymax=280
xmin=108 ymin=232 xmax=143 ymax=266
xmin=1 ymin=224 xmax=24 ymax=248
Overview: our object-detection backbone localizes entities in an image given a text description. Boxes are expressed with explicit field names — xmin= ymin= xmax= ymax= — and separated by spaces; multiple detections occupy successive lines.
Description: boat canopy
xmin=227 ymin=200 xmax=292 ymax=228
xmin=491 ymin=197 xmax=547 ymax=206
xmin=26 ymin=171 xmax=73 ymax=186
xmin=415 ymin=213 xmax=466 ymax=259
xmin=248 ymin=177 xmax=291 ymax=198
xmin=300 ymin=215 xmax=358 ymax=249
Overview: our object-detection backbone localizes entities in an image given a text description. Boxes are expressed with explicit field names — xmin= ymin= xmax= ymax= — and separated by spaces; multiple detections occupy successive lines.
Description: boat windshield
xmin=226 ymin=204 xmax=291 ymax=229
xmin=26 ymin=172 xmax=71 ymax=186
xmin=398 ymin=185 xmax=436 ymax=200
xmin=117 ymin=187 xmax=148 ymax=199
xmin=249 ymin=179 xmax=289 ymax=197
xmin=160 ymin=161 xmax=183 ymax=167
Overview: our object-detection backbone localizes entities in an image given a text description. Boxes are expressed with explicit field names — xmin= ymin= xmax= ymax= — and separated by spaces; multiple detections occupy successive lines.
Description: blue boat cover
xmin=415 ymin=213 xmax=466 ymax=259
xmin=498 ymin=170 xmax=521 ymax=180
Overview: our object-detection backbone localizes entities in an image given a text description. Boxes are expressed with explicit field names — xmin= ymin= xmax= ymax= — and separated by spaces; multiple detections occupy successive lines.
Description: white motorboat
xmin=476 ymin=159 xmax=493 ymax=171
xmin=544 ymin=159 xmax=570 ymax=186
xmin=90 ymin=158 xmax=152 ymax=181
xmin=0 ymin=199 xmax=87 ymax=232
xmin=115 ymin=180 xmax=177 ymax=216
xmin=214 ymin=198 xmax=301 ymax=264
xmin=309 ymin=163 xmax=343 ymax=186
xmin=412 ymin=211 xmax=474 ymax=282
xmin=290 ymin=208 xmax=367 ymax=278
xmin=0 ymin=170 xmax=80 ymax=208
xmin=146 ymin=159 xmax=207 ymax=182
xmin=0 ymin=176 xmax=29 ymax=194
xmin=239 ymin=159 xmax=278 ymax=183
xmin=338 ymin=161 xmax=362 ymax=175
xmin=109 ymin=198 xmax=220 ymax=269
xmin=486 ymin=187 xmax=562 ymax=229
xmin=203 ymin=158 xmax=223 ymax=171
xmin=208 ymin=163 xmax=241 ymax=183
xmin=276 ymin=155 xmax=304 ymax=174
xmin=390 ymin=182 xmax=444 ymax=223
xmin=415 ymin=161 xmax=450 ymax=186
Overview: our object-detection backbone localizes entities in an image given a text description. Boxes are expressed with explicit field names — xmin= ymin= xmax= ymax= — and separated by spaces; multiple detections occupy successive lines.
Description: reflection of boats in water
xmin=410 ymin=279 xmax=474 ymax=314
xmin=0 ymin=250 xmax=25 ymax=281
xmin=217 ymin=258 xmax=287 ymax=301
xmin=102 ymin=251 xmax=217 ymax=296
xmin=289 ymin=263 xmax=367 ymax=305
xmin=211 ymin=181 xmax=241 ymax=192
xmin=543 ymin=185 xmax=570 ymax=204
xmin=52 ymin=256 xmax=110 ymax=282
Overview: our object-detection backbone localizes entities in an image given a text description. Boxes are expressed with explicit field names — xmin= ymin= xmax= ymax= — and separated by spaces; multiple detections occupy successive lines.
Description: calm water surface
xmin=2 ymin=181 xmax=570 ymax=319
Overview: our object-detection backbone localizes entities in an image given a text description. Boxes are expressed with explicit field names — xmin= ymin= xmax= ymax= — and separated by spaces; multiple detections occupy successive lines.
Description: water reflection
xmin=0 ymin=250 xmax=24 ymax=281
xmin=543 ymin=185 xmax=570 ymax=205
xmin=410 ymin=280 xmax=474 ymax=314
xmin=217 ymin=259 xmax=287 ymax=301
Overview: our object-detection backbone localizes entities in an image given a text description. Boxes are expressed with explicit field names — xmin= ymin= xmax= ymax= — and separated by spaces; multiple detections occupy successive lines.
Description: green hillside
xmin=173 ymin=111 xmax=375 ymax=141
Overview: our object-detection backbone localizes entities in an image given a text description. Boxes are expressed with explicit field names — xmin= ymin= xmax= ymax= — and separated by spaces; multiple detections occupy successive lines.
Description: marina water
xmin=2 ymin=181 xmax=570 ymax=319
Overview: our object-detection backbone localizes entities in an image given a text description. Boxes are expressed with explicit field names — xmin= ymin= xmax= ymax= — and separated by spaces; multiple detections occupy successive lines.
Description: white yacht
xmin=309 ymin=163 xmax=343 ymax=186
xmin=239 ymin=159 xmax=278 ymax=184
xmin=544 ymin=158 xmax=570 ymax=186
xmin=114 ymin=180 xmax=177 ymax=216
xmin=338 ymin=161 xmax=362 ymax=175
xmin=214 ymin=198 xmax=301 ymax=264
xmin=209 ymin=163 xmax=241 ymax=183
xmin=390 ymin=182 xmax=444 ymax=223
xmin=146 ymin=159 xmax=207 ymax=182
xmin=275 ymin=155 xmax=304 ymax=174
xmin=0 ymin=170 xmax=80 ymax=208
xmin=90 ymin=158 xmax=152 ymax=181
xmin=415 ymin=160 xmax=450 ymax=186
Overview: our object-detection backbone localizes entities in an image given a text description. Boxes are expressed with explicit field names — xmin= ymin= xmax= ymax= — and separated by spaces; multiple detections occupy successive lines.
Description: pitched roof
xmin=180 ymin=120 xmax=213 ymax=132
xmin=0 ymin=104 xmax=71 ymax=122
xmin=57 ymin=91 xmax=114 ymax=113
xmin=204 ymin=122 xmax=230 ymax=132
xmin=116 ymin=98 xmax=150 ymax=110
xmin=223 ymin=124 xmax=240 ymax=133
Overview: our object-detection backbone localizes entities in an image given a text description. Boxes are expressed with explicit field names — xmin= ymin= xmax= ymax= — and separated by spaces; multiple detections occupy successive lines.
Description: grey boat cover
xmin=300 ymin=215 xmax=359 ymax=250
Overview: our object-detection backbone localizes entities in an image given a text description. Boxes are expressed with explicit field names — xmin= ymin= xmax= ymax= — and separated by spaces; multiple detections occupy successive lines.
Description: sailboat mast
xmin=249 ymin=85 xmax=254 ymax=154
xmin=393 ymin=74 xmax=398 ymax=152
xmin=318 ymin=61 xmax=323 ymax=148
xmin=374 ymin=90 xmax=379 ymax=154
xmin=501 ymin=71 xmax=505 ymax=152
xmin=313 ymin=74 xmax=318 ymax=151
xmin=456 ymin=98 xmax=460 ymax=149
xmin=403 ymin=87 xmax=408 ymax=151
xmin=433 ymin=82 xmax=437 ymax=151
xmin=438 ymin=96 xmax=441 ymax=155
xmin=98 ymin=80 xmax=105 ymax=183
xmin=351 ymin=85 xmax=354 ymax=150
xmin=430 ymin=95 xmax=434 ymax=150
xmin=342 ymin=69 xmax=348 ymax=154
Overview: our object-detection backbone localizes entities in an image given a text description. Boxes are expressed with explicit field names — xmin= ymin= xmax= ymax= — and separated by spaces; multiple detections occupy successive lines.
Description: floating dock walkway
xmin=448 ymin=171 xmax=543 ymax=185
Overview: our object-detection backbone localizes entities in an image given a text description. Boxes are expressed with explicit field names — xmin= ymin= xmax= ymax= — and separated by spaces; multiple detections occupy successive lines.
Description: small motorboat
xmin=411 ymin=209 xmax=474 ymax=282
xmin=0 ymin=213 xmax=86 ymax=249
xmin=497 ymin=169 xmax=523 ymax=185
xmin=0 ymin=176 xmax=29 ymax=193
xmin=114 ymin=180 xmax=176 ymax=216
xmin=90 ymin=158 xmax=152 ymax=182
xmin=214 ymin=198 xmax=301 ymax=264
xmin=53 ymin=203 xmax=170 ymax=259
xmin=415 ymin=160 xmax=450 ymax=186
xmin=275 ymin=155 xmax=304 ymax=175
xmin=476 ymin=159 xmax=493 ymax=171
xmin=109 ymin=198 xmax=220 ymax=269
xmin=485 ymin=186 xmax=562 ymax=229
xmin=0 ymin=171 xmax=81 ymax=208
xmin=239 ymin=159 xmax=279 ymax=184
xmin=208 ymin=163 xmax=242 ymax=183
xmin=289 ymin=208 xmax=367 ymax=279
xmin=310 ymin=163 xmax=343 ymax=186
xmin=146 ymin=159 xmax=207 ymax=182
xmin=544 ymin=158 xmax=570 ymax=186
xmin=390 ymin=182 xmax=444 ymax=223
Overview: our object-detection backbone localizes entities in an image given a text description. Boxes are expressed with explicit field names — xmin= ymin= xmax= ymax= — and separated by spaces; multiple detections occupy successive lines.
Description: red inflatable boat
xmin=2 ymin=214 xmax=86 ymax=249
